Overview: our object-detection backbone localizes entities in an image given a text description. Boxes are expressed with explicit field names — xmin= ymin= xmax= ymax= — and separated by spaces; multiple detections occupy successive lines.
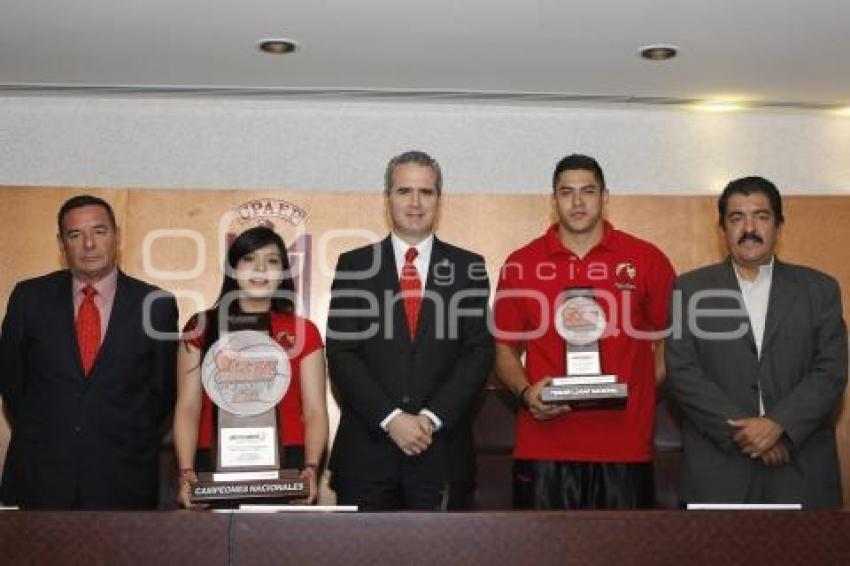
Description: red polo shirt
xmin=494 ymin=222 xmax=675 ymax=462
xmin=183 ymin=311 xmax=323 ymax=449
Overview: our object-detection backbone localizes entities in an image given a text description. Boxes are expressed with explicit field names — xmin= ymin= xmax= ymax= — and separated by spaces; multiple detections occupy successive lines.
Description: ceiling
xmin=1 ymin=0 xmax=849 ymax=108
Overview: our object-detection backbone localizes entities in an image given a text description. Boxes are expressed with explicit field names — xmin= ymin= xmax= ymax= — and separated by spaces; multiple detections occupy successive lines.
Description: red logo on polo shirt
xmin=614 ymin=262 xmax=637 ymax=290
xmin=274 ymin=330 xmax=296 ymax=350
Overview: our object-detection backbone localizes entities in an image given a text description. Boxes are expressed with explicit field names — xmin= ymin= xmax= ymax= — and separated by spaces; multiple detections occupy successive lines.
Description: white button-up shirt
xmin=381 ymin=232 xmax=442 ymax=432
xmin=734 ymin=257 xmax=774 ymax=415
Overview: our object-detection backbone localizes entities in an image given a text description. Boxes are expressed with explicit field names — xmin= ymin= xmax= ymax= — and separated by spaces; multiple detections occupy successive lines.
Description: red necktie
xmin=400 ymin=247 xmax=422 ymax=340
xmin=77 ymin=285 xmax=101 ymax=376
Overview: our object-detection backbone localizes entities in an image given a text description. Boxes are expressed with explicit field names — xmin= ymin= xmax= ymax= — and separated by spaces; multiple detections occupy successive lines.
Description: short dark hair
xmin=552 ymin=154 xmax=606 ymax=190
xmin=384 ymin=150 xmax=443 ymax=196
xmin=718 ymin=176 xmax=784 ymax=227
xmin=57 ymin=195 xmax=117 ymax=235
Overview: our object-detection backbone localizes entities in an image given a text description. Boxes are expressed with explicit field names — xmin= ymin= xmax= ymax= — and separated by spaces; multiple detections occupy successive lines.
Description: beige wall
xmin=1 ymin=186 xmax=849 ymax=506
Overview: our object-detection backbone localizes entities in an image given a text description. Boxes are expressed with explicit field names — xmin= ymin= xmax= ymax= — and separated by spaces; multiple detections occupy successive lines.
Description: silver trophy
xmin=191 ymin=328 xmax=307 ymax=504
xmin=541 ymin=288 xmax=628 ymax=408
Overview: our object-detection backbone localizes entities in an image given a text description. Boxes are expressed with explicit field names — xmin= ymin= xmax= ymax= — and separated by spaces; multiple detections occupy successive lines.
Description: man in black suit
xmin=666 ymin=177 xmax=847 ymax=508
xmin=0 ymin=195 xmax=178 ymax=509
xmin=327 ymin=150 xmax=493 ymax=510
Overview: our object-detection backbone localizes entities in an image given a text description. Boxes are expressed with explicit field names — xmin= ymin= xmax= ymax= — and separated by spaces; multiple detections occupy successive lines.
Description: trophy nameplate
xmin=541 ymin=288 xmax=628 ymax=409
xmin=191 ymin=315 xmax=308 ymax=504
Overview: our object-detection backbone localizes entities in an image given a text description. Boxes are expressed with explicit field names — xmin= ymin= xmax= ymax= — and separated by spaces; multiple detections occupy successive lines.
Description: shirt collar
xmin=391 ymin=232 xmax=434 ymax=260
xmin=73 ymin=268 xmax=119 ymax=298
xmin=732 ymin=256 xmax=775 ymax=284
xmin=543 ymin=220 xmax=618 ymax=257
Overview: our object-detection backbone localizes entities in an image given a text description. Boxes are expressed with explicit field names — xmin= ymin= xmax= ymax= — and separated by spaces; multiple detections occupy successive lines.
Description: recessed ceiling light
xmin=257 ymin=38 xmax=298 ymax=54
xmin=639 ymin=44 xmax=679 ymax=61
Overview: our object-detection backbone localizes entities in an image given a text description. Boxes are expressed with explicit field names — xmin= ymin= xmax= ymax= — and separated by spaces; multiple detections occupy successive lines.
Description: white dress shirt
xmin=390 ymin=232 xmax=433 ymax=292
xmin=381 ymin=232 xmax=443 ymax=432
xmin=733 ymin=257 xmax=774 ymax=416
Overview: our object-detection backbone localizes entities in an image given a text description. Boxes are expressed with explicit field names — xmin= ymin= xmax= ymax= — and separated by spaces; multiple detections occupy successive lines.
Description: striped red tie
xmin=77 ymin=285 xmax=101 ymax=376
xmin=400 ymin=247 xmax=422 ymax=340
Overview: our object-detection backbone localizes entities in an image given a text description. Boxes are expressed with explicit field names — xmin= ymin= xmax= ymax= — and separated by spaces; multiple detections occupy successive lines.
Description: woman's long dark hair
xmin=200 ymin=226 xmax=296 ymax=352
xmin=214 ymin=225 xmax=296 ymax=314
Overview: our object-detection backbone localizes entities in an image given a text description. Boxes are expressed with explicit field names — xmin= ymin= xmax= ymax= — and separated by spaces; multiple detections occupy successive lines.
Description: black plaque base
xmin=191 ymin=469 xmax=307 ymax=504
xmin=541 ymin=382 xmax=628 ymax=409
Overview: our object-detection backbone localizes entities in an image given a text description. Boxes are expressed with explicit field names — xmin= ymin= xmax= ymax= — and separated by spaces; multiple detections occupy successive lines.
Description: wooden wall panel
xmin=0 ymin=186 xmax=848 ymax=506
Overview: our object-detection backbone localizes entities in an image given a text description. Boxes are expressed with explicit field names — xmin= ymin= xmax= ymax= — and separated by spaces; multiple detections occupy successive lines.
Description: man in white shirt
xmin=326 ymin=150 xmax=493 ymax=510
xmin=666 ymin=176 xmax=847 ymax=508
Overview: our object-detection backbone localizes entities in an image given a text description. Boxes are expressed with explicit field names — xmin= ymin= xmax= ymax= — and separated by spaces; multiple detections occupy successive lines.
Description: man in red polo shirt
xmin=493 ymin=154 xmax=675 ymax=509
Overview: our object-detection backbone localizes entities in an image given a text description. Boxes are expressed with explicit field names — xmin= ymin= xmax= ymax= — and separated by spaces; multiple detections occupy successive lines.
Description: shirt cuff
xmin=419 ymin=409 xmax=442 ymax=432
xmin=380 ymin=409 xmax=403 ymax=431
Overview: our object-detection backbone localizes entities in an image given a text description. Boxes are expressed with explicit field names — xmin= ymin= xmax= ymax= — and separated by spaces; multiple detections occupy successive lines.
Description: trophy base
xmin=541 ymin=381 xmax=628 ymax=409
xmin=191 ymin=468 xmax=307 ymax=504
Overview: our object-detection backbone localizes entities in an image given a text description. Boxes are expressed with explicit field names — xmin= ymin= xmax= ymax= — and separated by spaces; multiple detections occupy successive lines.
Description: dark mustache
xmin=738 ymin=232 xmax=763 ymax=245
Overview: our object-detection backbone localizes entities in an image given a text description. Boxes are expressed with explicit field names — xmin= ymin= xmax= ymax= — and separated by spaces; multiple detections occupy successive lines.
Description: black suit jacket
xmin=0 ymin=270 xmax=178 ymax=509
xmin=326 ymin=236 xmax=493 ymax=484
xmin=666 ymin=259 xmax=847 ymax=508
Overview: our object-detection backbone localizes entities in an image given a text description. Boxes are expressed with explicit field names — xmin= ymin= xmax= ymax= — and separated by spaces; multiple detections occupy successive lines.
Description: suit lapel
xmin=761 ymin=260 xmax=798 ymax=354
xmin=716 ymin=258 xmax=758 ymax=357
xmin=414 ymin=237 xmax=448 ymax=344
xmin=88 ymin=272 xmax=134 ymax=379
xmin=377 ymin=237 xmax=412 ymax=351
xmin=56 ymin=271 xmax=87 ymax=380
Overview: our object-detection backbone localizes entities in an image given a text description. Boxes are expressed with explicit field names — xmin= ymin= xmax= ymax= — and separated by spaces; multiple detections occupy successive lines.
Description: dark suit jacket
xmin=0 ymin=270 xmax=178 ymax=509
xmin=666 ymin=258 xmax=847 ymax=508
xmin=326 ymin=236 xmax=493 ymax=484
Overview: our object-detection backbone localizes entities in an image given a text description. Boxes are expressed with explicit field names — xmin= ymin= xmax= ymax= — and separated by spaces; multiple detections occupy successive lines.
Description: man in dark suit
xmin=666 ymin=176 xmax=847 ymax=508
xmin=327 ymin=150 xmax=493 ymax=510
xmin=0 ymin=195 xmax=178 ymax=509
